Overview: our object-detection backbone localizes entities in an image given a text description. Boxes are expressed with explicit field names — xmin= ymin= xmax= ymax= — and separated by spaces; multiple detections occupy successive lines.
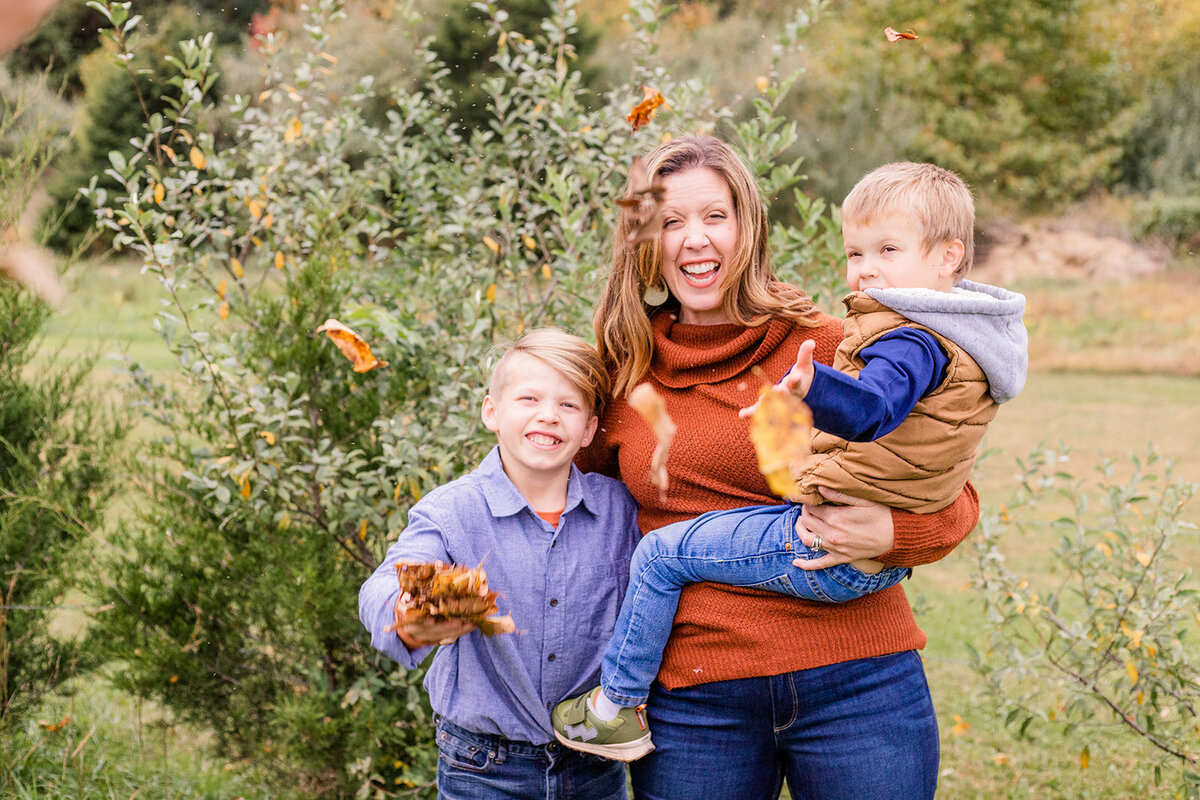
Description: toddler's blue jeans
xmin=601 ymin=503 xmax=910 ymax=706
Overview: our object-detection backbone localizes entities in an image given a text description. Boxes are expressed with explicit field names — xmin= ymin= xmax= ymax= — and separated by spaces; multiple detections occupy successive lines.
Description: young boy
xmin=552 ymin=161 xmax=1028 ymax=761
xmin=358 ymin=328 xmax=642 ymax=799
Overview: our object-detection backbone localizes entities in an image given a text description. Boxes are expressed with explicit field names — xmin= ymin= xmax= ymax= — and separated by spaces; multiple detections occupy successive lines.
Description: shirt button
xmin=549 ymin=598 xmax=558 ymax=607
xmin=547 ymin=653 xmax=556 ymax=662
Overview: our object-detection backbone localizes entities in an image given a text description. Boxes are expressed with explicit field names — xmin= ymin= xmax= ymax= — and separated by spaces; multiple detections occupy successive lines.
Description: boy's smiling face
xmin=482 ymin=352 xmax=598 ymax=488
xmin=842 ymin=212 xmax=962 ymax=293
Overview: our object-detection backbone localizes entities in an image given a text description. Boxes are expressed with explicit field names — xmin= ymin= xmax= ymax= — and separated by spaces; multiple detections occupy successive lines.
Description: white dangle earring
xmin=643 ymin=282 xmax=669 ymax=306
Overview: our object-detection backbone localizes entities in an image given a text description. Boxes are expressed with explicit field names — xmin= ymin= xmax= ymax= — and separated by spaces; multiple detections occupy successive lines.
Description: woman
xmin=576 ymin=136 xmax=979 ymax=799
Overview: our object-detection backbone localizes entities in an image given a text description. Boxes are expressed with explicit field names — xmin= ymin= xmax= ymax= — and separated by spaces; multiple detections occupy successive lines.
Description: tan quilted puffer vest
xmin=793 ymin=293 xmax=997 ymax=513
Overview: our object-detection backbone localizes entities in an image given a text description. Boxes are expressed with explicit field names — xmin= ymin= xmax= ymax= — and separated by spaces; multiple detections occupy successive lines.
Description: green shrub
xmin=970 ymin=445 xmax=1200 ymax=793
xmin=1131 ymin=194 xmax=1200 ymax=254
xmin=82 ymin=0 xmax=841 ymax=794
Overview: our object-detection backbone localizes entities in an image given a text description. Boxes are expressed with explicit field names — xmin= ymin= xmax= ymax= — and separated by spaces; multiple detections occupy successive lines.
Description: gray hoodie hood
xmin=865 ymin=280 xmax=1028 ymax=404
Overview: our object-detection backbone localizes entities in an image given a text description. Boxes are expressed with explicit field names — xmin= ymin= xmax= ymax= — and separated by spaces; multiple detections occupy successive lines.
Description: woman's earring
xmin=643 ymin=283 xmax=669 ymax=306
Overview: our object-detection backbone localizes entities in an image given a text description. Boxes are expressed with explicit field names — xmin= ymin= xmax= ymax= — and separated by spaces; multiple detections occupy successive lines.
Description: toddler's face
xmin=842 ymin=212 xmax=957 ymax=293
xmin=482 ymin=353 xmax=598 ymax=483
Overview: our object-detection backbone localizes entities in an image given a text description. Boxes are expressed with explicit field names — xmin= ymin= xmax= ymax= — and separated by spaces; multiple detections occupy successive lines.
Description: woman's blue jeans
xmin=601 ymin=503 xmax=909 ymax=705
xmin=629 ymin=651 xmax=940 ymax=800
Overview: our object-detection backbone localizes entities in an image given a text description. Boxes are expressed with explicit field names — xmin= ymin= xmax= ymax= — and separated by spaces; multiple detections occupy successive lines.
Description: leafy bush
xmin=82 ymin=0 xmax=841 ymax=794
xmin=970 ymin=445 xmax=1200 ymax=793
xmin=1131 ymin=194 xmax=1200 ymax=255
xmin=0 ymin=71 xmax=126 ymax=740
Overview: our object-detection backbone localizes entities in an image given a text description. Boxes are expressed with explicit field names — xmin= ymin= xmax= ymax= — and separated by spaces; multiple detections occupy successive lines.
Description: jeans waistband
xmin=435 ymin=716 xmax=568 ymax=761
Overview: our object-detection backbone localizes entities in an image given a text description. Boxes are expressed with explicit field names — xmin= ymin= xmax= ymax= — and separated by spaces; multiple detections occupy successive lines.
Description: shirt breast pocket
xmin=580 ymin=559 xmax=630 ymax=640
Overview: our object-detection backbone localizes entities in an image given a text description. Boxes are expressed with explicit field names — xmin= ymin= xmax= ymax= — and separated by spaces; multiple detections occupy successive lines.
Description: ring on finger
xmin=811 ymin=534 xmax=823 ymax=551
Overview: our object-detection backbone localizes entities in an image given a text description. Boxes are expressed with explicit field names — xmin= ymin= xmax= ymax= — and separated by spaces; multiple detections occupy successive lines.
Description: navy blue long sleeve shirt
xmin=803 ymin=328 xmax=949 ymax=442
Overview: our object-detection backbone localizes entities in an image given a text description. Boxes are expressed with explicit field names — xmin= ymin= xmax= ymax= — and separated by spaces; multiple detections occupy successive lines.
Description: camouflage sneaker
xmin=551 ymin=687 xmax=654 ymax=762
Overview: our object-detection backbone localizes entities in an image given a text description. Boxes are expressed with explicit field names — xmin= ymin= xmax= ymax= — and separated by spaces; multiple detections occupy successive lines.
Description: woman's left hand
xmin=793 ymin=487 xmax=894 ymax=570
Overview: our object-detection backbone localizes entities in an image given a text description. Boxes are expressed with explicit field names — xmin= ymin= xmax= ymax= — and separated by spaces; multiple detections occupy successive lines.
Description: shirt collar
xmin=476 ymin=445 xmax=597 ymax=520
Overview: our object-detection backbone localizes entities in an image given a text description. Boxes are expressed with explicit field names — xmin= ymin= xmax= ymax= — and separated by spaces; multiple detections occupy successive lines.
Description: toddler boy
xmin=359 ymin=328 xmax=641 ymax=797
xmin=552 ymin=162 xmax=1027 ymax=761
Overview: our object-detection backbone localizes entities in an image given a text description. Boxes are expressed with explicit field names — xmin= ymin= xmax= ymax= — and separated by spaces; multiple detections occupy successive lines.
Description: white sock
xmin=589 ymin=689 xmax=625 ymax=722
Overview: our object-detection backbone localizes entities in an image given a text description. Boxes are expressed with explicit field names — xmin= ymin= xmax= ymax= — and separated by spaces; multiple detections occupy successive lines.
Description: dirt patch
xmin=972 ymin=219 xmax=1171 ymax=285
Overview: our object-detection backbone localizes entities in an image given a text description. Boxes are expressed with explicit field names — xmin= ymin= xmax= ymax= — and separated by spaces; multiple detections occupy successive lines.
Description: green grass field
xmin=15 ymin=260 xmax=1200 ymax=798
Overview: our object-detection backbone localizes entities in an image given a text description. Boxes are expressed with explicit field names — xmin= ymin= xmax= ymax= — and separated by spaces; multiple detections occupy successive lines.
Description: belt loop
xmin=492 ymin=739 xmax=506 ymax=764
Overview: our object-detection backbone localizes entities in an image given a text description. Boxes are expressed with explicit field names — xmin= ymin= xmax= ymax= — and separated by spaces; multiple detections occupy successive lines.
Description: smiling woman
xmin=658 ymin=168 xmax=740 ymax=325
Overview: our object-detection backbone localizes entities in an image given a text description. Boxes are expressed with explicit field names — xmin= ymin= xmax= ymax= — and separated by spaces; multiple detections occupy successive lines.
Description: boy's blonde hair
xmin=842 ymin=162 xmax=975 ymax=278
xmin=489 ymin=328 xmax=610 ymax=418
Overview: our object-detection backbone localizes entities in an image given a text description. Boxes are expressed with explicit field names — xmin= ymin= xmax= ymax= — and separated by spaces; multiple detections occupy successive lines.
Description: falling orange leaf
xmin=627 ymin=85 xmax=666 ymax=132
xmin=189 ymin=146 xmax=207 ymax=170
xmin=627 ymin=383 xmax=676 ymax=502
xmin=748 ymin=386 xmax=813 ymax=501
xmin=884 ymin=26 xmax=919 ymax=42
xmin=315 ymin=318 xmax=389 ymax=373
xmin=0 ymin=244 xmax=66 ymax=307
xmin=38 ymin=715 xmax=71 ymax=731
xmin=616 ymin=156 xmax=666 ymax=245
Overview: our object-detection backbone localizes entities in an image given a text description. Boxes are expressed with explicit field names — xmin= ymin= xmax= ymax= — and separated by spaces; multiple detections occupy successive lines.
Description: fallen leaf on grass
xmin=627 ymin=383 xmax=676 ymax=501
xmin=748 ymin=386 xmax=812 ymax=501
xmin=388 ymin=562 xmax=516 ymax=636
xmin=315 ymin=318 xmax=389 ymax=373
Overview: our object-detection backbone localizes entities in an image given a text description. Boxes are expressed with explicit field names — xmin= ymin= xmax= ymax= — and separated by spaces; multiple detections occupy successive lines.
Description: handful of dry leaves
xmin=388 ymin=562 xmax=516 ymax=637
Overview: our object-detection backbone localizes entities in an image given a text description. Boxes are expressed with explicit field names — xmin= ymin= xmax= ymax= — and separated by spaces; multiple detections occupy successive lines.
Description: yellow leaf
xmin=169 ymin=675 xmax=179 ymax=684
xmin=319 ymin=51 xmax=338 ymax=64
xmin=161 ymin=144 xmax=177 ymax=162
xmin=409 ymin=476 xmax=422 ymax=501
xmin=274 ymin=251 xmax=285 ymax=270
xmin=1137 ymin=690 xmax=1145 ymax=705
xmin=541 ymin=263 xmax=552 ymax=280
xmin=393 ymin=482 xmax=402 ymax=502
xmin=359 ymin=519 xmax=368 ymax=540
xmin=1126 ymin=660 xmax=1139 ymax=686
xmin=277 ymin=510 xmax=291 ymax=531
xmin=1080 ymin=745 xmax=1090 ymax=769
xmin=189 ymin=146 xmax=207 ymax=170
xmin=248 ymin=200 xmax=263 ymax=220
xmin=263 ymin=213 xmax=274 ymax=230
xmin=153 ymin=182 xmax=165 ymax=204
xmin=258 ymin=89 xmax=273 ymax=103
xmin=486 ymin=283 xmax=497 ymax=304
xmin=950 ymin=714 xmax=970 ymax=736
xmin=523 ymin=235 xmax=536 ymax=250
xmin=217 ymin=279 xmax=227 ymax=300
xmin=749 ymin=387 xmax=813 ymax=501
xmin=259 ymin=431 xmax=276 ymax=445
xmin=240 ymin=475 xmax=251 ymax=499
xmin=1130 ymin=629 xmax=1143 ymax=649
xmin=315 ymin=318 xmax=389 ymax=373
xmin=218 ymin=301 xmax=229 ymax=320
xmin=483 ymin=236 xmax=500 ymax=255
xmin=284 ymin=117 xmax=302 ymax=143
xmin=992 ymin=753 xmax=1010 ymax=766
xmin=178 ymin=129 xmax=193 ymax=145
xmin=231 ymin=258 xmax=244 ymax=278
xmin=755 ymin=75 xmax=769 ymax=93
xmin=1134 ymin=546 xmax=1151 ymax=567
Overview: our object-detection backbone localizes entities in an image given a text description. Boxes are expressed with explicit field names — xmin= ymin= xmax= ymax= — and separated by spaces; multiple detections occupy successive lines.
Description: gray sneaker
xmin=551 ymin=687 xmax=654 ymax=762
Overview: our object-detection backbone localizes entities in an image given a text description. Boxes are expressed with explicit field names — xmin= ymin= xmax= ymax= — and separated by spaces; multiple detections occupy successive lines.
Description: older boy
xmin=553 ymin=162 xmax=1027 ymax=761
xmin=359 ymin=328 xmax=641 ymax=798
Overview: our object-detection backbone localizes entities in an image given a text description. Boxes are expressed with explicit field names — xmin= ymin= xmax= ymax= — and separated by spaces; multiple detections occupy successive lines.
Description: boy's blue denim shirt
xmin=358 ymin=445 xmax=640 ymax=745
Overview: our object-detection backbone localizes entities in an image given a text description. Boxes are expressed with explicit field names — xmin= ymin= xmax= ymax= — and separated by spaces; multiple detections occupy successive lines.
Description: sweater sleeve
xmin=882 ymin=481 xmax=979 ymax=567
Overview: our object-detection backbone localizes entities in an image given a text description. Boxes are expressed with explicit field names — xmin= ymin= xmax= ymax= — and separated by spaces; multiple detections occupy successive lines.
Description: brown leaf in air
xmin=884 ymin=26 xmax=919 ymax=42
xmin=315 ymin=318 xmax=389 ymax=373
xmin=388 ymin=561 xmax=516 ymax=637
xmin=627 ymin=85 xmax=666 ymax=132
xmin=617 ymin=156 xmax=666 ymax=245
xmin=627 ymin=383 xmax=676 ymax=501
xmin=748 ymin=386 xmax=813 ymax=500
xmin=0 ymin=244 xmax=66 ymax=307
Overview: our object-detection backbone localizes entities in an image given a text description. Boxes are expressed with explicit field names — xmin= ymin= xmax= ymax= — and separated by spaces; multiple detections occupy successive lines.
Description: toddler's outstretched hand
xmin=739 ymin=339 xmax=816 ymax=418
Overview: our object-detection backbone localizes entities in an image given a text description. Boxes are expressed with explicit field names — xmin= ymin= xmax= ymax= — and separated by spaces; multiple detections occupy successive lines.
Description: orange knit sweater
xmin=577 ymin=309 xmax=980 ymax=689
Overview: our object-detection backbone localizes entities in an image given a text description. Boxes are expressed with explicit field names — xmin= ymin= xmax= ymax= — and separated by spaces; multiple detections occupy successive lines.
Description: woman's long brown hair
xmin=594 ymin=136 xmax=822 ymax=398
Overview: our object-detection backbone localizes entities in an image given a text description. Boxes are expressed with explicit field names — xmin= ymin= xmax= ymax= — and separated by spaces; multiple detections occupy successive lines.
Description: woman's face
xmin=658 ymin=166 xmax=739 ymax=326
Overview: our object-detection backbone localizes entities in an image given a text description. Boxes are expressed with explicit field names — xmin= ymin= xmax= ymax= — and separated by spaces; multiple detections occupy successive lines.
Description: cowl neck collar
xmin=648 ymin=311 xmax=794 ymax=389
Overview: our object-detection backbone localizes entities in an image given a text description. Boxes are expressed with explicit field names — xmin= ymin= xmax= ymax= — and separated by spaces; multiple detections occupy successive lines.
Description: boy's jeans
xmin=600 ymin=503 xmax=909 ymax=706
